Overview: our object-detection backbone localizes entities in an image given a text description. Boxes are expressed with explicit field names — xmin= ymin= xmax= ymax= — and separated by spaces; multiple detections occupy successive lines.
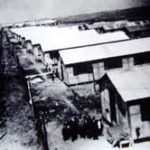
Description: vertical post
xmin=92 ymin=71 xmax=96 ymax=92
xmin=26 ymin=77 xmax=36 ymax=123
xmin=126 ymin=105 xmax=134 ymax=145
xmin=12 ymin=43 xmax=18 ymax=66
xmin=42 ymin=115 xmax=49 ymax=150
xmin=26 ymin=76 xmax=49 ymax=150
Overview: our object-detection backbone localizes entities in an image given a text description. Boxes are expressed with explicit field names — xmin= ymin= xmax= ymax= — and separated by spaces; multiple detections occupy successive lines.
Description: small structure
xmin=97 ymin=66 xmax=150 ymax=140
xmin=59 ymin=37 xmax=150 ymax=86
xmin=82 ymin=20 xmax=128 ymax=33
xmin=33 ymin=44 xmax=44 ymax=63
xmin=124 ymin=25 xmax=150 ymax=39
xmin=35 ymin=18 xmax=58 ymax=26
xmin=25 ymin=40 xmax=33 ymax=52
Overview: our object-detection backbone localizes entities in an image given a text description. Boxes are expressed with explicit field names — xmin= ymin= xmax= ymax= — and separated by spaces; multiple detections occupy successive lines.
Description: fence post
xmin=41 ymin=114 xmax=49 ymax=150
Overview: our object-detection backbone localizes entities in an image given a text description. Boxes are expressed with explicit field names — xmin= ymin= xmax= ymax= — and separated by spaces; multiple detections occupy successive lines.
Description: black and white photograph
xmin=0 ymin=0 xmax=150 ymax=150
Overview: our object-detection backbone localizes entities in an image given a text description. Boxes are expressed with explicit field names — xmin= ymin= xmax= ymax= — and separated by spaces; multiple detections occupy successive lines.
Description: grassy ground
xmin=29 ymin=75 xmax=103 ymax=150
xmin=70 ymin=83 xmax=101 ymax=113
xmin=30 ymin=76 xmax=78 ymax=122
xmin=3 ymin=77 xmax=37 ymax=145
xmin=0 ymin=30 xmax=42 ymax=150
xmin=16 ymin=48 xmax=47 ymax=76
xmin=30 ymin=75 xmax=102 ymax=124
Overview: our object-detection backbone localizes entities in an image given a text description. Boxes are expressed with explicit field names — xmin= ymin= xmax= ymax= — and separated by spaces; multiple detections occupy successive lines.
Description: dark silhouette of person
xmin=69 ymin=116 xmax=78 ymax=141
xmin=62 ymin=122 xmax=71 ymax=141
xmin=93 ymin=118 xmax=99 ymax=139
xmin=136 ymin=127 xmax=140 ymax=139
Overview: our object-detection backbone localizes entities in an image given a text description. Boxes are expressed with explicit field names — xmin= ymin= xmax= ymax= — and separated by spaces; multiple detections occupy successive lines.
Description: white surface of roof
xmin=107 ymin=66 xmax=150 ymax=102
xmin=11 ymin=26 xmax=129 ymax=52
xmin=59 ymin=37 xmax=150 ymax=65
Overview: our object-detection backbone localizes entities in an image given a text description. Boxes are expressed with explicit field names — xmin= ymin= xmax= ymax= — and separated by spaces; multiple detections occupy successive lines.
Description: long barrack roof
xmin=59 ymin=37 xmax=150 ymax=65
xmin=11 ymin=26 xmax=129 ymax=52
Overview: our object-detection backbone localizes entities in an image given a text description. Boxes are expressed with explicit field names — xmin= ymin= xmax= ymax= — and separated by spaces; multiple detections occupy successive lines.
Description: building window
xmin=134 ymin=53 xmax=150 ymax=65
xmin=104 ymin=58 xmax=122 ymax=70
xmin=73 ymin=63 xmax=93 ymax=75
xmin=140 ymin=100 xmax=150 ymax=121
xmin=122 ymin=57 xmax=134 ymax=70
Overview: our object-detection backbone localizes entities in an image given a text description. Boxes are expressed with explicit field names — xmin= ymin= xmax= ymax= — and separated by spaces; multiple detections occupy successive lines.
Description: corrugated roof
xmin=107 ymin=66 xmax=150 ymax=102
xmin=59 ymin=37 xmax=150 ymax=65
xmin=11 ymin=26 xmax=129 ymax=52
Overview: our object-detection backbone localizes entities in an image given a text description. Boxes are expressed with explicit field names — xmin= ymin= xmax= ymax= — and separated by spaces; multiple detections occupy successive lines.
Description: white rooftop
xmin=59 ymin=37 xmax=150 ymax=65
xmin=107 ymin=66 xmax=150 ymax=102
xmin=11 ymin=26 xmax=129 ymax=52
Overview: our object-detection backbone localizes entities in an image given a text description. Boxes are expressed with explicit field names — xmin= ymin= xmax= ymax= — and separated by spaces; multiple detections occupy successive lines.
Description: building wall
xmin=100 ymin=86 xmax=127 ymax=126
xmin=126 ymin=30 xmax=150 ymax=39
xmin=60 ymin=63 xmax=69 ymax=84
xmin=66 ymin=67 xmax=77 ymax=84
xmin=122 ymin=57 xmax=134 ymax=70
xmin=33 ymin=45 xmax=44 ymax=63
xmin=101 ymin=89 xmax=111 ymax=123
xmin=61 ymin=51 xmax=150 ymax=86
xmin=26 ymin=41 xmax=33 ymax=52
xmin=129 ymin=104 xmax=150 ymax=140
xmin=115 ymin=102 xmax=125 ymax=125
xmin=64 ymin=66 xmax=93 ymax=85
xmin=99 ymin=75 xmax=150 ymax=140
xmin=93 ymin=62 xmax=105 ymax=80
xmin=63 ymin=60 xmax=115 ymax=85
xmin=99 ymin=74 xmax=129 ymax=128
xmin=62 ymin=65 xmax=69 ymax=83
xmin=63 ymin=56 xmax=135 ymax=86
xmin=44 ymin=53 xmax=53 ymax=66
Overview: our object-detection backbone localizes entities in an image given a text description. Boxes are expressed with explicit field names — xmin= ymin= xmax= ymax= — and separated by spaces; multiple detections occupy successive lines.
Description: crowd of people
xmin=62 ymin=114 xmax=103 ymax=141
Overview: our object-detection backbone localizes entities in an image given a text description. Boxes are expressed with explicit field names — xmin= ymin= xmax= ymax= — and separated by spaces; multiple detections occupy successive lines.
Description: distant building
xmin=81 ymin=20 xmax=128 ymax=33
xmin=4 ymin=30 xmax=47 ymax=76
xmin=96 ymin=66 xmax=150 ymax=140
xmin=124 ymin=25 xmax=150 ymax=39
xmin=33 ymin=44 xmax=44 ymax=63
xmin=59 ymin=37 xmax=150 ymax=86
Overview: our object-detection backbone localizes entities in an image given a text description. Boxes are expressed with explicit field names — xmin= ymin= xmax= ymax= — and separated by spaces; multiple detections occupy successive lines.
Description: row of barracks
xmin=9 ymin=23 xmax=150 ymax=141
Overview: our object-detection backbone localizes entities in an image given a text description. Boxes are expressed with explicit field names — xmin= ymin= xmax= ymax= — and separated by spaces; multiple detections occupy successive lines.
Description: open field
xmin=56 ymin=6 xmax=150 ymax=25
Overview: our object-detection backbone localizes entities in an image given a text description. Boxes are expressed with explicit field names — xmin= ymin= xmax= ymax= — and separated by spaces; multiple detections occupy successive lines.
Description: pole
xmin=42 ymin=114 xmax=49 ymax=150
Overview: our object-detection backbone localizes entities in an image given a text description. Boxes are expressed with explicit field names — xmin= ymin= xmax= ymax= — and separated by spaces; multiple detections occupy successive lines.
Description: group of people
xmin=62 ymin=114 xmax=103 ymax=141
